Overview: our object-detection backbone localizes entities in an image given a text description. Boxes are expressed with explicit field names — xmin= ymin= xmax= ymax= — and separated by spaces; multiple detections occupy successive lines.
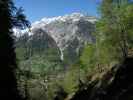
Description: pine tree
xmin=0 ymin=0 xmax=30 ymax=99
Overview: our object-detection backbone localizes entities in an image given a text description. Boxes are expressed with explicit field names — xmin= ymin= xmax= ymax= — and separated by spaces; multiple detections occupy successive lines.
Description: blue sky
xmin=14 ymin=0 xmax=100 ymax=22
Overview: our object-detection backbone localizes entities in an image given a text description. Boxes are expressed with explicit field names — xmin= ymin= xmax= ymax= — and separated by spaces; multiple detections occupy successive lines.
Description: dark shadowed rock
xmin=70 ymin=57 xmax=133 ymax=100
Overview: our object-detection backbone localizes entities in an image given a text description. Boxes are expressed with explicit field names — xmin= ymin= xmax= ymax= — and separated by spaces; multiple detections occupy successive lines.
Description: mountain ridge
xmin=15 ymin=13 xmax=97 ymax=63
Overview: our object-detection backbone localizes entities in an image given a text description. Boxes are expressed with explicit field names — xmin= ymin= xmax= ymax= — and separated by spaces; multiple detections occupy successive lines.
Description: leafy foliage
xmin=80 ymin=44 xmax=96 ymax=71
xmin=95 ymin=0 xmax=133 ymax=68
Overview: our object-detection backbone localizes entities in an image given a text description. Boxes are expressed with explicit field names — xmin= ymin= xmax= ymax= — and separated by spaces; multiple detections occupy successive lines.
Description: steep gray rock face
xmin=30 ymin=13 xmax=96 ymax=64
xmin=29 ymin=28 xmax=61 ymax=60
xmin=31 ymin=28 xmax=58 ymax=49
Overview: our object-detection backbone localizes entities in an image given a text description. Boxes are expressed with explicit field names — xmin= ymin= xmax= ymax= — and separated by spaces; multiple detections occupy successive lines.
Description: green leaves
xmin=80 ymin=44 xmax=96 ymax=71
xmin=96 ymin=0 xmax=133 ymax=61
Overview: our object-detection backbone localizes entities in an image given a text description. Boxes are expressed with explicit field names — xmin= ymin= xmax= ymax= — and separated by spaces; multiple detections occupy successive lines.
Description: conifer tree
xmin=0 ymin=0 xmax=30 ymax=99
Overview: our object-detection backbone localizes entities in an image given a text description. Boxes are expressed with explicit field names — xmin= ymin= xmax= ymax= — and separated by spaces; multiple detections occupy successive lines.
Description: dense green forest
xmin=0 ymin=0 xmax=133 ymax=100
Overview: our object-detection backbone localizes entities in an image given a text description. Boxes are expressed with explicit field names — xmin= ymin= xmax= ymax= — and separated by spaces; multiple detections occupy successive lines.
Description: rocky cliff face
xmin=16 ymin=13 xmax=96 ymax=64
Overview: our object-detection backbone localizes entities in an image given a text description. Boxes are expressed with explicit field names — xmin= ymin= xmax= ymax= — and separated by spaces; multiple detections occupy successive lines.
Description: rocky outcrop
xmin=69 ymin=57 xmax=133 ymax=100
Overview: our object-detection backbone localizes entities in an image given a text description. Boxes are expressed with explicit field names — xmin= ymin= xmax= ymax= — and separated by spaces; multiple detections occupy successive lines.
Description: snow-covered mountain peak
xmin=31 ymin=13 xmax=96 ymax=30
